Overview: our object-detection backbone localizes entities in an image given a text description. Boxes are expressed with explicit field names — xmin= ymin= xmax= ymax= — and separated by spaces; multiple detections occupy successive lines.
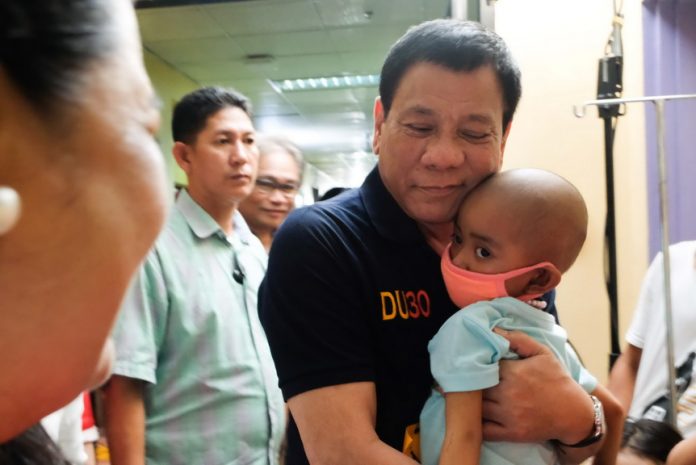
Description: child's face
xmin=450 ymin=191 xmax=535 ymax=296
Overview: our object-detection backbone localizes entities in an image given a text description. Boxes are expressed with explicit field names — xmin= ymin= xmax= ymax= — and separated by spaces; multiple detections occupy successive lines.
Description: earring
xmin=0 ymin=186 xmax=21 ymax=235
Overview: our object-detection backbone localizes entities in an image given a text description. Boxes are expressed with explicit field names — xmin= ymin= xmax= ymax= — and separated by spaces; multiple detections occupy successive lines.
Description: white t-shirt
xmin=626 ymin=241 xmax=696 ymax=436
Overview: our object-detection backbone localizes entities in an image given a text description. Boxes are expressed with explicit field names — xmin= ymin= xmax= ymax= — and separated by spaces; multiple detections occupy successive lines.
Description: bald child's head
xmin=453 ymin=168 xmax=588 ymax=276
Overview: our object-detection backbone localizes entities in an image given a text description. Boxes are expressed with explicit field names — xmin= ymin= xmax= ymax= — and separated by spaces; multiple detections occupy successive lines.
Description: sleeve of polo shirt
xmin=428 ymin=306 xmax=508 ymax=393
xmin=563 ymin=342 xmax=598 ymax=393
xmin=259 ymin=207 xmax=374 ymax=400
xmin=110 ymin=249 xmax=168 ymax=385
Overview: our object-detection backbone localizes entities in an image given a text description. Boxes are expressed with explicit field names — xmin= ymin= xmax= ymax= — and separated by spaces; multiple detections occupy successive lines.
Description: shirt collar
xmin=360 ymin=166 xmax=424 ymax=244
xmin=175 ymin=189 xmax=254 ymax=244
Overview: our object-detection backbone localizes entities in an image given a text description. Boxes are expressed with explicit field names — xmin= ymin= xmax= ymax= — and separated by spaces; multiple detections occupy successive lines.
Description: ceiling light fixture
xmin=269 ymin=74 xmax=380 ymax=93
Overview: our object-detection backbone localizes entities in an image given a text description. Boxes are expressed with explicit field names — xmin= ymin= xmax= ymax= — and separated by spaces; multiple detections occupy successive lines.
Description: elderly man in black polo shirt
xmin=260 ymin=19 xmax=604 ymax=465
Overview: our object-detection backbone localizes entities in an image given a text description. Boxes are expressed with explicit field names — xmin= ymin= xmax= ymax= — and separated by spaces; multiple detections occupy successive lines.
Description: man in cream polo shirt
xmin=103 ymin=87 xmax=285 ymax=465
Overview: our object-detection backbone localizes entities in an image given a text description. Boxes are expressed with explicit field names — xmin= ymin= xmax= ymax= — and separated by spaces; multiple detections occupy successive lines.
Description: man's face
xmin=238 ymin=149 xmax=301 ymax=233
xmin=373 ymin=62 xmax=509 ymax=228
xmin=181 ymin=106 xmax=259 ymax=208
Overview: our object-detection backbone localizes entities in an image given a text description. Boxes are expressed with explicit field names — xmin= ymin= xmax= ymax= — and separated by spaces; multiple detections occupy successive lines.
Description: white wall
xmin=496 ymin=0 xmax=648 ymax=382
xmin=139 ymin=3 xmax=651 ymax=382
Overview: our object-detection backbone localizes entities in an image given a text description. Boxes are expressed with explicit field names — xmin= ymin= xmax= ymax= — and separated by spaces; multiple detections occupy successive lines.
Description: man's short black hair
xmin=172 ymin=86 xmax=252 ymax=144
xmin=379 ymin=19 xmax=522 ymax=129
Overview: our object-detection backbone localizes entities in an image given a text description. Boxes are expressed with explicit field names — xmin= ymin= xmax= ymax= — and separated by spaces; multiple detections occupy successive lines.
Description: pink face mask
xmin=441 ymin=243 xmax=559 ymax=308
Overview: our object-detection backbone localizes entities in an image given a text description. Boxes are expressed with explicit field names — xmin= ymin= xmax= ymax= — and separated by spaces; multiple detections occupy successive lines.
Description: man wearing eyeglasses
xmin=239 ymin=136 xmax=304 ymax=252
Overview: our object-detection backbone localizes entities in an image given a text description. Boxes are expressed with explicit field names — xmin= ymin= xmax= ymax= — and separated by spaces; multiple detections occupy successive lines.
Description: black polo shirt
xmin=259 ymin=167 xmax=557 ymax=464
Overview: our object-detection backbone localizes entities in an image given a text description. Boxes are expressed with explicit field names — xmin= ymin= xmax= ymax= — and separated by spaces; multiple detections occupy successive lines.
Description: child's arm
xmin=590 ymin=384 xmax=624 ymax=465
xmin=439 ymin=390 xmax=482 ymax=465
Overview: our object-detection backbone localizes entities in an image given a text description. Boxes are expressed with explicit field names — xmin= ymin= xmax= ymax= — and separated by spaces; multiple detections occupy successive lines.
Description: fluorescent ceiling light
xmin=269 ymin=74 xmax=380 ymax=92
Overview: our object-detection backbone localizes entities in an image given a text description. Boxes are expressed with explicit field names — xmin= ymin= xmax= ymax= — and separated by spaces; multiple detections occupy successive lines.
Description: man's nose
xmin=421 ymin=135 xmax=466 ymax=169
xmin=229 ymin=140 xmax=251 ymax=165
xmin=268 ymin=189 xmax=286 ymax=203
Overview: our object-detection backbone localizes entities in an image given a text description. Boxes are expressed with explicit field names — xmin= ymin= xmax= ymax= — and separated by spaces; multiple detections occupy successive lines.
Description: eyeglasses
xmin=255 ymin=177 xmax=300 ymax=197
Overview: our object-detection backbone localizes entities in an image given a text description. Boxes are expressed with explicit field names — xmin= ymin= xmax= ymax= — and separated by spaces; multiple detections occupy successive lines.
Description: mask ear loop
xmin=0 ymin=186 xmax=21 ymax=235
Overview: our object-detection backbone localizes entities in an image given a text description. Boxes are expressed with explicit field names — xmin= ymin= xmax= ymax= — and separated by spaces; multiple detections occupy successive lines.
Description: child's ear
xmin=524 ymin=264 xmax=561 ymax=296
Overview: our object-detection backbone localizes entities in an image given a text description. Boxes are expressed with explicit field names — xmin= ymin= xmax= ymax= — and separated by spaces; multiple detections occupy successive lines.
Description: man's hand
xmin=482 ymin=328 xmax=595 ymax=445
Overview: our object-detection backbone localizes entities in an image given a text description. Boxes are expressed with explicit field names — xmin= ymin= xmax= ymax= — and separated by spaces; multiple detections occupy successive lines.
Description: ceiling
xmin=136 ymin=0 xmax=452 ymax=188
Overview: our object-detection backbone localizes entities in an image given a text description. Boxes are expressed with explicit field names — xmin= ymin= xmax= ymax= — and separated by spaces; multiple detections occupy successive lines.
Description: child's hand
xmin=525 ymin=299 xmax=548 ymax=310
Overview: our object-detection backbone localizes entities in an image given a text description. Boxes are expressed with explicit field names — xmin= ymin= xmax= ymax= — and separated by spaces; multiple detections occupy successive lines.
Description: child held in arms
xmin=420 ymin=168 xmax=623 ymax=465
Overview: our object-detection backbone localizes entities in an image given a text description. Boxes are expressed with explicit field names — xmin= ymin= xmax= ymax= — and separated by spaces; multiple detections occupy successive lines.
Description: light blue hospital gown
xmin=419 ymin=297 xmax=597 ymax=465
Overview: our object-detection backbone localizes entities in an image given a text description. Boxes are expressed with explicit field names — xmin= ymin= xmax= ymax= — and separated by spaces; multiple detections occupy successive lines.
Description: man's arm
xmin=100 ymin=375 xmax=147 ymax=465
xmin=288 ymin=381 xmax=419 ymax=465
xmin=588 ymin=384 xmax=623 ymax=465
xmin=482 ymin=329 xmax=602 ymax=463
xmin=607 ymin=344 xmax=642 ymax=413
xmin=439 ymin=391 xmax=482 ymax=465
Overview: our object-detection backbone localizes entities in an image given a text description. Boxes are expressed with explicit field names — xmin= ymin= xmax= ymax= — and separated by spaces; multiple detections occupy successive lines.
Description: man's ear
xmin=523 ymin=264 xmax=561 ymax=296
xmin=372 ymin=97 xmax=385 ymax=155
xmin=172 ymin=141 xmax=192 ymax=174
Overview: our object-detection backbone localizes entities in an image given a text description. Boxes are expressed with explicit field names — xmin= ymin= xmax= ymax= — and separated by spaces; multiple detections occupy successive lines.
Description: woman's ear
xmin=524 ymin=264 xmax=562 ymax=296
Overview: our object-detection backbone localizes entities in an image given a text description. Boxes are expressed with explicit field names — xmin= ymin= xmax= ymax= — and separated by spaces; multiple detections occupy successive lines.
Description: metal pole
xmin=655 ymin=100 xmax=678 ymax=426
xmin=450 ymin=0 xmax=495 ymax=29
xmin=479 ymin=0 xmax=496 ymax=30
xmin=573 ymin=93 xmax=696 ymax=117
xmin=574 ymin=93 xmax=696 ymax=426
xmin=450 ymin=0 xmax=468 ymax=20
xmin=601 ymin=114 xmax=622 ymax=369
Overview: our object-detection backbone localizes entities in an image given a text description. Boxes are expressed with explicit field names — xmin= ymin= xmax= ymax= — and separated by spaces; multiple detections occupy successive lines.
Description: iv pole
xmin=574 ymin=92 xmax=696 ymax=427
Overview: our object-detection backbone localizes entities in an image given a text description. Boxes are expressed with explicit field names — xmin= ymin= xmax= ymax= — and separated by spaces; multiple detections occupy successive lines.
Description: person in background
xmin=617 ymin=419 xmax=682 ymax=465
xmin=239 ymin=135 xmax=304 ymax=252
xmin=419 ymin=169 xmax=622 ymax=465
xmin=41 ymin=395 xmax=88 ymax=465
xmin=81 ymin=392 xmax=99 ymax=465
xmin=0 ymin=424 xmax=68 ymax=465
xmin=667 ymin=434 xmax=696 ymax=465
xmin=608 ymin=241 xmax=696 ymax=437
xmin=0 ymin=0 xmax=168 ymax=442
xmin=102 ymin=87 xmax=285 ymax=465
xmin=259 ymin=18 xmax=606 ymax=465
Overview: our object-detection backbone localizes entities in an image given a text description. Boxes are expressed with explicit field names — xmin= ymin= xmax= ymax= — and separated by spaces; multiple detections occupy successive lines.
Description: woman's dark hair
xmin=0 ymin=0 xmax=115 ymax=110
xmin=379 ymin=19 xmax=521 ymax=129
xmin=0 ymin=424 xmax=69 ymax=465
xmin=621 ymin=419 xmax=684 ymax=463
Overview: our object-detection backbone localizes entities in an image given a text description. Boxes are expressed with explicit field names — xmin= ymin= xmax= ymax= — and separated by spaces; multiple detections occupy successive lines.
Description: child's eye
xmin=475 ymin=247 xmax=491 ymax=258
